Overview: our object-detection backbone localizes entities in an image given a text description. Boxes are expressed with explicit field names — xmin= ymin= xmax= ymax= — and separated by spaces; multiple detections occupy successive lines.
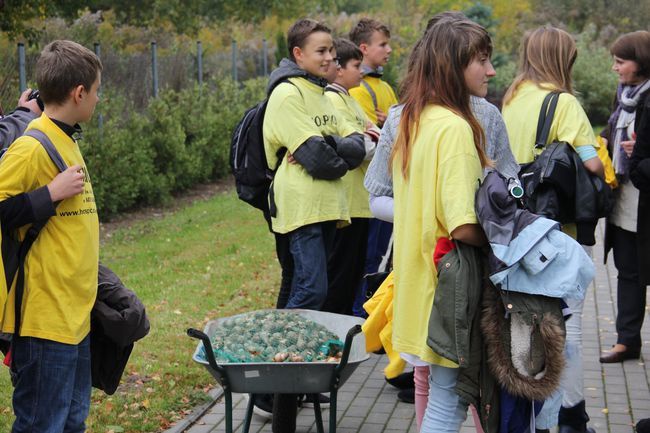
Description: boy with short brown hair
xmin=349 ymin=18 xmax=397 ymax=127
xmin=0 ymin=39 xmax=102 ymax=432
xmin=349 ymin=19 xmax=397 ymax=318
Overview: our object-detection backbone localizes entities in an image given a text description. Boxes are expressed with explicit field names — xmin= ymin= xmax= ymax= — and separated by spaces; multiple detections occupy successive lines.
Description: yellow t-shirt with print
xmin=349 ymin=75 xmax=397 ymax=126
xmin=392 ymin=105 xmax=483 ymax=367
xmin=325 ymin=90 xmax=372 ymax=218
xmin=0 ymin=115 xmax=99 ymax=345
xmin=502 ymin=81 xmax=598 ymax=164
xmin=263 ymin=77 xmax=357 ymax=234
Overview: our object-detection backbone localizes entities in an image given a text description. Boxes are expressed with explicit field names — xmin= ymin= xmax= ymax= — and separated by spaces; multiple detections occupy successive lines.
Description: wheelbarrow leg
xmin=311 ymin=394 xmax=324 ymax=433
xmin=224 ymin=388 xmax=234 ymax=433
xmin=242 ymin=393 xmax=255 ymax=433
xmin=329 ymin=389 xmax=338 ymax=433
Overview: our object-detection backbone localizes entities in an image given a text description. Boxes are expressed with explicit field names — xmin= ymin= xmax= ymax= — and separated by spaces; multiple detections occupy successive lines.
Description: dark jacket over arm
xmin=325 ymin=133 xmax=365 ymax=169
xmin=291 ymin=136 xmax=349 ymax=180
xmin=0 ymin=187 xmax=55 ymax=229
xmin=91 ymin=264 xmax=150 ymax=395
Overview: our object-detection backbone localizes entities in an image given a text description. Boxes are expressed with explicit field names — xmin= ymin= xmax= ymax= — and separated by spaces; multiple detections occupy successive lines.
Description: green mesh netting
xmin=198 ymin=310 xmax=344 ymax=364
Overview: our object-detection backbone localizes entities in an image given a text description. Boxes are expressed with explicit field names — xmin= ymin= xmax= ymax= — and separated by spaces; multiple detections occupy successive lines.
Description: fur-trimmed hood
xmin=481 ymin=283 xmax=565 ymax=401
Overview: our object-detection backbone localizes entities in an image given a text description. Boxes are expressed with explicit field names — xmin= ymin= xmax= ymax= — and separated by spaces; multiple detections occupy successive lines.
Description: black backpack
xmin=0 ymin=129 xmax=67 ymax=359
xmin=230 ymin=81 xmax=293 ymax=214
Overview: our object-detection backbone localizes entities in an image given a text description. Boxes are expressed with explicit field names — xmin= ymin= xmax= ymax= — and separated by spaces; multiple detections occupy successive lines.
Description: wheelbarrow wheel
xmin=272 ymin=393 xmax=298 ymax=433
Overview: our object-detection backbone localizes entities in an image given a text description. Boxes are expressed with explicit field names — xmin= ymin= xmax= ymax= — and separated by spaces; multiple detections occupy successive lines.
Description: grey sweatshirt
xmin=364 ymin=97 xmax=520 ymax=198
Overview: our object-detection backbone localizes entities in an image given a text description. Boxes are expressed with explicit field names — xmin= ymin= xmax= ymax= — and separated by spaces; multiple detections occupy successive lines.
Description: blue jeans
xmin=286 ymin=221 xmax=337 ymax=310
xmin=12 ymin=335 xmax=91 ymax=433
xmin=536 ymin=245 xmax=593 ymax=429
xmin=352 ymin=218 xmax=392 ymax=316
xmin=420 ymin=365 xmax=468 ymax=433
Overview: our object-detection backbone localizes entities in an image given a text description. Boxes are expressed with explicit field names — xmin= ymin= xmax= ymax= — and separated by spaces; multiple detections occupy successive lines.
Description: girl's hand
xmin=287 ymin=152 xmax=297 ymax=165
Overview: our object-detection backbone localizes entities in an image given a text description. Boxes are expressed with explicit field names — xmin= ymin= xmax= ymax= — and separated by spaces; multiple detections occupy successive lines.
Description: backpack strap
xmin=24 ymin=129 xmax=68 ymax=172
xmin=361 ymin=80 xmax=379 ymax=111
xmin=534 ymin=92 xmax=561 ymax=151
xmin=11 ymin=129 xmax=67 ymax=341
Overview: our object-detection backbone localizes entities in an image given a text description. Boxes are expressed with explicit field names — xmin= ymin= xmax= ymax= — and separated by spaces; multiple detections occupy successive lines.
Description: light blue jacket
xmin=477 ymin=171 xmax=594 ymax=300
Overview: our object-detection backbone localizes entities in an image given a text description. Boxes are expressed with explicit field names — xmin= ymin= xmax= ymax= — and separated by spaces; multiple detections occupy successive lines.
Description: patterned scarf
xmin=610 ymin=79 xmax=650 ymax=179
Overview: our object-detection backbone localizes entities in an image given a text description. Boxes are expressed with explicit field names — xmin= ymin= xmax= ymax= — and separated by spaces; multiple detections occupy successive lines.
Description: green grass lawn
xmin=0 ymin=185 xmax=279 ymax=432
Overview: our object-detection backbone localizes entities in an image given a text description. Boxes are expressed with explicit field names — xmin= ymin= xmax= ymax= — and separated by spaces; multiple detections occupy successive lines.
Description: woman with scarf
xmin=599 ymin=30 xmax=650 ymax=365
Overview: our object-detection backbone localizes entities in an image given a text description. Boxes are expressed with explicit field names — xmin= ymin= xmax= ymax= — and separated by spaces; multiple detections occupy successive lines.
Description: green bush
xmin=573 ymin=25 xmax=618 ymax=125
xmin=80 ymin=77 xmax=266 ymax=218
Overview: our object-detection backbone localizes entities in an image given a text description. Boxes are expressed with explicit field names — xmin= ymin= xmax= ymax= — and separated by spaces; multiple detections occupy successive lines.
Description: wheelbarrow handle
xmin=187 ymin=328 xmax=227 ymax=377
xmin=334 ymin=324 xmax=362 ymax=375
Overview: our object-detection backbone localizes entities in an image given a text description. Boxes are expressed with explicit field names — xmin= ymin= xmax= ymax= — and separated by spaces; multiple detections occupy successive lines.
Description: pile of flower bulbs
xmin=203 ymin=310 xmax=343 ymax=364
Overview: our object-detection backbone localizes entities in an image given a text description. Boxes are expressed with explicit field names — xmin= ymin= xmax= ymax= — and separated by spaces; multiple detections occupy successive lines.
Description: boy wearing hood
xmin=263 ymin=19 xmax=365 ymax=312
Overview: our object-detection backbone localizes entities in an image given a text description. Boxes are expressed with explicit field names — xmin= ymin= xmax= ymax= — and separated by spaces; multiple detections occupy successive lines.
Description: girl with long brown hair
xmin=390 ymin=18 xmax=493 ymax=432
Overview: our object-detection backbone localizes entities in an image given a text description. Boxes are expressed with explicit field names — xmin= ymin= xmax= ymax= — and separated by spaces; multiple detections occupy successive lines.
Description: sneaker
xmin=397 ymin=388 xmax=414 ymax=404
xmin=299 ymin=393 xmax=330 ymax=409
xmin=246 ymin=393 xmax=273 ymax=420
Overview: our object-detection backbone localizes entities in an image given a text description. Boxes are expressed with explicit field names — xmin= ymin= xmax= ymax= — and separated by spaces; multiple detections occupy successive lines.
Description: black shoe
xmin=247 ymin=393 xmax=274 ymax=420
xmin=637 ymin=418 xmax=650 ymax=433
xmin=558 ymin=400 xmax=595 ymax=433
xmin=397 ymin=388 xmax=414 ymax=404
xmin=535 ymin=430 xmax=550 ymax=433
xmin=385 ymin=370 xmax=414 ymax=390
xmin=558 ymin=426 xmax=595 ymax=433
xmin=299 ymin=393 xmax=330 ymax=408
xmin=599 ymin=347 xmax=640 ymax=363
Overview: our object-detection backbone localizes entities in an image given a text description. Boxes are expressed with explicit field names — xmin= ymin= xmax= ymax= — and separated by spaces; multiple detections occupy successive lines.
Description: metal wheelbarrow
xmin=188 ymin=309 xmax=369 ymax=433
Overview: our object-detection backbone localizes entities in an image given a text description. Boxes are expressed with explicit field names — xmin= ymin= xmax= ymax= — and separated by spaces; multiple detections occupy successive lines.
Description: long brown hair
xmin=503 ymin=26 xmax=577 ymax=105
xmin=391 ymin=19 xmax=492 ymax=179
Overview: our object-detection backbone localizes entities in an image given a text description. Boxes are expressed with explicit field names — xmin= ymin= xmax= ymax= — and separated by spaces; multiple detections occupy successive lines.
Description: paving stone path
xmin=168 ymin=225 xmax=649 ymax=433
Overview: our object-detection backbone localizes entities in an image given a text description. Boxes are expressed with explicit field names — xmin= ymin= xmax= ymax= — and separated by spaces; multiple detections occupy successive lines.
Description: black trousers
xmin=274 ymin=232 xmax=293 ymax=309
xmin=322 ymin=218 xmax=370 ymax=315
xmin=611 ymin=225 xmax=648 ymax=348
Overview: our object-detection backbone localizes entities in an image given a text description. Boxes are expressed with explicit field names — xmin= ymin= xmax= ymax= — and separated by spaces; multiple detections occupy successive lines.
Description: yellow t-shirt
xmin=502 ymin=81 xmax=597 ymax=164
xmin=392 ymin=105 xmax=483 ymax=367
xmin=263 ymin=77 xmax=357 ymax=234
xmin=325 ymin=90 xmax=372 ymax=218
xmin=503 ymin=81 xmax=598 ymax=238
xmin=349 ymin=75 xmax=397 ymax=126
xmin=0 ymin=115 xmax=99 ymax=345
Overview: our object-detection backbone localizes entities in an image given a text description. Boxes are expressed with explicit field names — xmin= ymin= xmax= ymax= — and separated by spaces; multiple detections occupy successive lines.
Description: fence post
xmin=151 ymin=41 xmax=159 ymax=98
xmin=263 ymin=39 xmax=268 ymax=76
xmin=197 ymin=40 xmax=203 ymax=94
xmin=231 ymin=39 xmax=238 ymax=82
xmin=17 ymin=43 xmax=26 ymax=93
xmin=93 ymin=42 xmax=103 ymax=140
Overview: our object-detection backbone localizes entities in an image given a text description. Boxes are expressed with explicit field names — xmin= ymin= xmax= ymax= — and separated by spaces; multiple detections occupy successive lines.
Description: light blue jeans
xmin=420 ymin=364 xmax=468 ymax=433
xmin=535 ymin=294 xmax=586 ymax=428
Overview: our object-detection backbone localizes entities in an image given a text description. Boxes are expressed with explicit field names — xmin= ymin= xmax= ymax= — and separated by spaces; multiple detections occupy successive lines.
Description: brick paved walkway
xmin=169 ymin=226 xmax=650 ymax=433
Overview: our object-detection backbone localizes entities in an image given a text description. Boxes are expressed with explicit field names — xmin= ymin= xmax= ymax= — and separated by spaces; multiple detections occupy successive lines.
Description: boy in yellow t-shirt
xmin=349 ymin=18 xmax=397 ymax=317
xmin=349 ymin=18 xmax=397 ymax=128
xmin=0 ymin=40 xmax=101 ymax=431
xmin=263 ymin=19 xmax=365 ymax=312
xmin=323 ymin=38 xmax=379 ymax=314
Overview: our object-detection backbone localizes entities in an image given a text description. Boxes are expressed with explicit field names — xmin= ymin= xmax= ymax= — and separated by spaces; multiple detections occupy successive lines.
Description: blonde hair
xmin=391 ymin=19 xmax=492 ymax=179
xmin=503 ymin=26 xmax=577 ymax=105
